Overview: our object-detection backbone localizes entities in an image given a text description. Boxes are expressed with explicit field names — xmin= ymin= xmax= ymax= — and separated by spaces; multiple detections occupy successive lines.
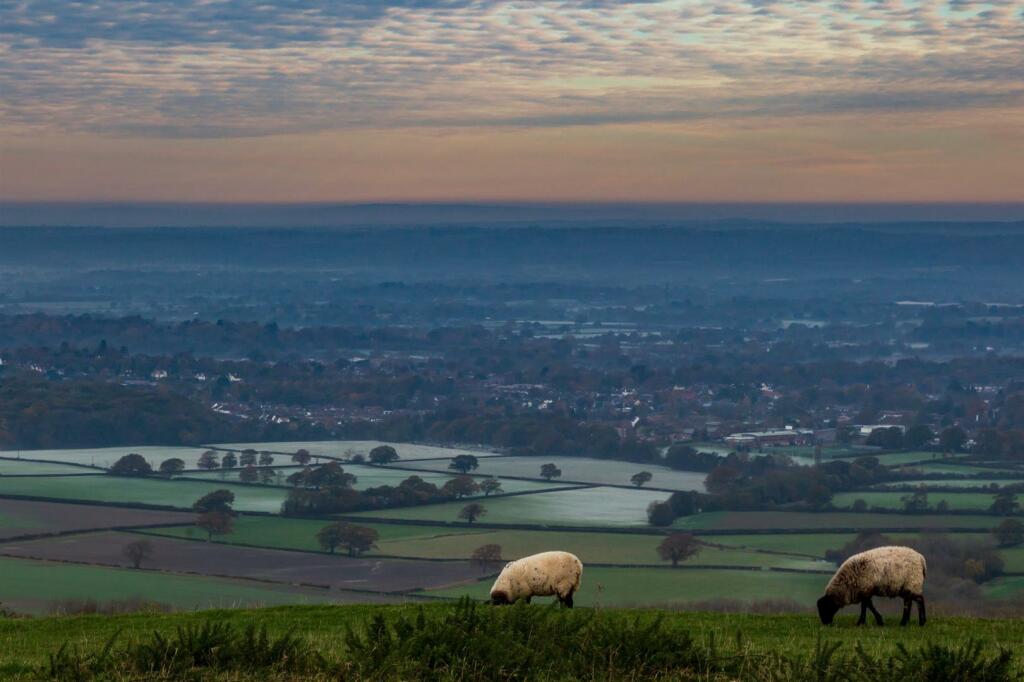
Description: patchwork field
xmin=0 ymin=532 xmax=485 ymax=594
xmin=0 ymin=475 xmax=288 ymax=513
xmin=396 ymin=456 xmax=708 ymax=490
xmin=352 ymin=486 xmax=668 ymax=526
xmin=2 ymin=441 xmax=1022 ymax=620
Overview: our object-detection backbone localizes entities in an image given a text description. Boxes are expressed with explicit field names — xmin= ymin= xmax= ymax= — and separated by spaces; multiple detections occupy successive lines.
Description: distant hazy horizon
xmin=3 ymin=202 xmax=1024 ymax=229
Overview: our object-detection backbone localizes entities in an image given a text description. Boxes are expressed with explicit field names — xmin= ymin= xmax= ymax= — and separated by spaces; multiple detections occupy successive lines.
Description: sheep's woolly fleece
xmin=825 ymin=546 xmax=927 ymax=607
xmin=490 ymin=551 xmax=582 ymax=603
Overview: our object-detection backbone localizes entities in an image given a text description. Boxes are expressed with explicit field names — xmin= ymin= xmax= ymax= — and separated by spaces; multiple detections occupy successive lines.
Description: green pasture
xmin=872 ymin=452 xmax=967 ymax=466
xmin=874 ymin=479 xmax=1022 ymax=490
xmin=0 ymin=556 xmax=334 ymax=616
xmin=672 ymin=510 xmax=1003 ymax=531
xmin=142 ymin=517 xmax=468 ymax=553
xmin=0 ymin=475 xmax=288 ymax=513
xmin=908 ymin=462 xmax=1022 ymax=476
xmin=351 ymin=486 xmax=668 ymax=527
xmin=832 ymin=491 xmax=997 ymax=511
xmin=144 ymin=518 xmax=824 ymax=569
xmin=399 ymin=456 xmax=708 ymax=491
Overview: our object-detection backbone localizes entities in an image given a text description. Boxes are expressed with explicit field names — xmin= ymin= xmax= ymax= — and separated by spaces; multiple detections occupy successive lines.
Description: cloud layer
xmin=1 ymin=1 xmax=1022 ymax=201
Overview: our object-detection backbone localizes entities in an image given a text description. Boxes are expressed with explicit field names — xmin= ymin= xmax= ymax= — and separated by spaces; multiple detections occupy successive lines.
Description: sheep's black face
xmin=490 ymin=591 xmax=510 ymax=606
xmin=817 ymin=595 xmax=839 ymax=625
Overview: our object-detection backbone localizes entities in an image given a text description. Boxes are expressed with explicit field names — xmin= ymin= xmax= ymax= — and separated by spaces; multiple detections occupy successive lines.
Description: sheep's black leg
xmin=562 ymin=591 xmax=574 ymax=609
xmin=857 ymin=601 xmax=868 ymax=626
xmin=900 ymin=598 xmax=912 ymax=626
xmin=866 ymin=599 xmax=883 ymax=626
xmin=524 ymin=596 xmax=532 ymax=604
xmin=916 ymin=596 xmax=926 ymax=626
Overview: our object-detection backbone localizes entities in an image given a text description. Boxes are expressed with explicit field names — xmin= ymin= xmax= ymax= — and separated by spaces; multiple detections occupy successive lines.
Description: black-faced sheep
xmin=489 ymin=551 xmax=582 ymax=607
xmin=817 ymin=545 xmax=927 ymax=626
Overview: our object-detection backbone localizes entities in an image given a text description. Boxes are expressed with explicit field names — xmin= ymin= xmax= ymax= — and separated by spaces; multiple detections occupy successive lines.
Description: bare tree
xmin=122 ymin=539 xmax=154 ymax=569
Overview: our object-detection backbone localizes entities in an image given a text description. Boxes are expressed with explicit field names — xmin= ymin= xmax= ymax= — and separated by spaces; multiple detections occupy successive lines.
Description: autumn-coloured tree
xmin=197 ymin=511 xmax=234 ymax=541
xmin=197 ymin=450 xmax=220 ymax=470
xmin=479 ymin=477 xmax=503 ymax=496
xmin=292 ymin=448 xmax=313 ymax=465
xmin=239 ymin=465 xmax=259 ymax=484
xmin=657 ymin=533 xmax=701 ymax=567
xmin=459 ymin=502 xmax=487 ymax=524
xmin=317 ymin=522 xmax=378 ymax=556
xmin=471 ymin=543 xmax=502 ymax=570
xmin=442 ymin=475 xmax=480 ymax=499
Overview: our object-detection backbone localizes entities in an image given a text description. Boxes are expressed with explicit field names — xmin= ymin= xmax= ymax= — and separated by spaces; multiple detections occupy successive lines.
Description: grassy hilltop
xmin=2 ymin=602 xmax=1023 ymax=680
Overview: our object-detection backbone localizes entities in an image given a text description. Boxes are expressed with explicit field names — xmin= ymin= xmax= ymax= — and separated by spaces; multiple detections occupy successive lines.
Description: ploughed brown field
xmin=0 ymin=498 xmax=193 ymax=539
xmin=0 ymin=531 xmax=489 ymax=594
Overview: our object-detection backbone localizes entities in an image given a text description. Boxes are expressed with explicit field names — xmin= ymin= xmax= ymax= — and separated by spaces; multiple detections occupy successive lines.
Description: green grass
xmin=910 ymin=463 xmax=1022 ymax=476
xmin=0 ymin=557 xmax=334 ymax=616
xmin=427 ymin=567 xmax=830 ymax=607
xmin=875 ymin=479 xmax=1022 ymax=490
xmin=875 ymin=452 xmax=969 ymax=466
xmin=982 ymin=576 xmax=1024 ymax=600
xmin=832 ymin=491 xmax=997 ymax=511
xmin=0 ymin=475 xmax=288 ymax=513
xmin=144 ymin=516 xmax=465 ymax=552
xmin=399 ymin=456 xmax=708 ymax=490
xmin=144 ymin=520 xmax=827 ymax=569
xmin=672 ymin=510 xmax=1003 ymax=530
xmin=3 ymin=604 xmax=1024 ymax=680
xmin=350 ymin=486 xmax=668 ymax=527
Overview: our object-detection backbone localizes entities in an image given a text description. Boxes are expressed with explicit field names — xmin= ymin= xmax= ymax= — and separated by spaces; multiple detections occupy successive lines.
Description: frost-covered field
xmin=206 ymin=441 xmax=498 ymax=462
xmin=400 ymin=456 xmax=707 ymax=491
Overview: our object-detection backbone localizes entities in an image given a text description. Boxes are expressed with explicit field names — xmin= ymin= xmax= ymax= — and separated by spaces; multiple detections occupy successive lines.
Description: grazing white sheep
xmin=489 ymin=551 xmax=583 ymax=608
xmin=817 ymin=545 xmax=927 ymax=626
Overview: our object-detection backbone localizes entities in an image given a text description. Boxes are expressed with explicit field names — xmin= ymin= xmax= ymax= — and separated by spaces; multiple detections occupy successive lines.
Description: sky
xmin=1 ymin=0 xmax=1023 ymax=204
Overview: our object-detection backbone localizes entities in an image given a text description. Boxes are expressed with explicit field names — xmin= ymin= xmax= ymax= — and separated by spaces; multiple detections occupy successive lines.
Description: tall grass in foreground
xmin=38 ymin=599 xmax=1015 ymax=681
